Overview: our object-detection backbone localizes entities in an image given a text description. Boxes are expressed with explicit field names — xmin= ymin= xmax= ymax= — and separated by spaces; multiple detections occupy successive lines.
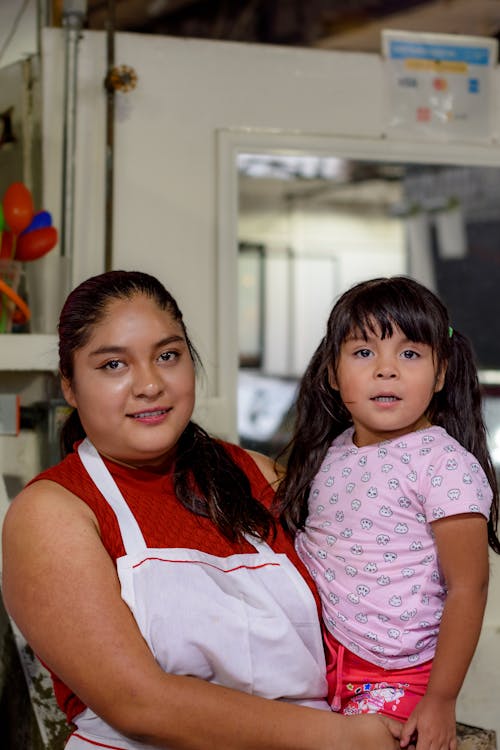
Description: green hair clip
xmin=449 ymin=326 xmax=454 ymax=338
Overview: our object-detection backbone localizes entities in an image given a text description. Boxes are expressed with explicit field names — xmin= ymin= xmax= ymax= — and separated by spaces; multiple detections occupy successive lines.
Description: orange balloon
xmin=0 ymin=230 xmax=14 ymax=258
xmin=3 ymin=182 xmax=34 ymax=234
xmin=15 ymin=226 xmax=58 ymax=261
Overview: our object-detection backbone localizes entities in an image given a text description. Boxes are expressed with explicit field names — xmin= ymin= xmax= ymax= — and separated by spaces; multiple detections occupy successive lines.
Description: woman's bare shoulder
xmin=244 ymin=449 xmax=285 ymax=487
xmin=3 ymin=478 xmax=97 ymax=539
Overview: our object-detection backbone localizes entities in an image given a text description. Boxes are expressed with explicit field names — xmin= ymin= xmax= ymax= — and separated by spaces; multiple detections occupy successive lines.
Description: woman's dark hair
xmin=275 ymin=276 xmax=500 ymax=553
xmin=59 ymin=270 xmax=275 ymax=542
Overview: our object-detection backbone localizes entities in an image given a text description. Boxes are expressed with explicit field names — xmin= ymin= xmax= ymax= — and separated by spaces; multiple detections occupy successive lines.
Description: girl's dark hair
xmin=275 ymin=276 xmax=500 ymax=553
xmin=59 ymin=270 xmax=275 ymax=543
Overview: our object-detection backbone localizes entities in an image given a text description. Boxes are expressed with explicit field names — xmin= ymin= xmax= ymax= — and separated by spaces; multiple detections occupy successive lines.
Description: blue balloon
xmin=21 ymin=210 xmax=52 ymax=235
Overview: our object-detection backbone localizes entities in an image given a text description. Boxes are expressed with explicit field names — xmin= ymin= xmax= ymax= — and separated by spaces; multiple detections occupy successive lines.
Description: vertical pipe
xmin=60 ymin=0 xmax=86 ymax=289
xmin=104 ymin=0 xmax=116 ymax=272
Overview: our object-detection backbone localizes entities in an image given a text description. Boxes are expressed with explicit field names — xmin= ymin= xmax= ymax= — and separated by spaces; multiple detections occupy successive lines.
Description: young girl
xmin=276 ymin=276 xmax=500 ymax=750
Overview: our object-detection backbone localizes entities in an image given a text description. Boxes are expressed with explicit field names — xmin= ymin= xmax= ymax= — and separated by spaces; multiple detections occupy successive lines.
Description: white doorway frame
xmin=217 ymin=128 xmax=500 ymax=441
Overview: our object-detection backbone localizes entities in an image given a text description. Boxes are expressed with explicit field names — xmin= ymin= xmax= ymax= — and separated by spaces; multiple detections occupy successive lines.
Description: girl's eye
xmin=402 ymin=350 xmax=419 ymax=360
xmin=354 ymin=348 xmax=372 ymax=358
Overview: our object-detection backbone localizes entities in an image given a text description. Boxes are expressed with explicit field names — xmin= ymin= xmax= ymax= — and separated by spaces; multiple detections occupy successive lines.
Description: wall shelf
xmin=0 ymin=334 xmax=58 ymax=371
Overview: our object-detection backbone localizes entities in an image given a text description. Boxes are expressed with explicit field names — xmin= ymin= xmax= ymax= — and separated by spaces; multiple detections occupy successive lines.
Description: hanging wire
xmin=104 ymin=0 xmax=116 ymax=271
xmin=0 ymin=0 xmax=34 ymax=65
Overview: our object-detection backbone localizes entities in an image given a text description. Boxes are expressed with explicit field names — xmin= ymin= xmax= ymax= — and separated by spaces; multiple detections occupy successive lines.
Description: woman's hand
xmin=339 ymin=714 xmax=403 ymax=750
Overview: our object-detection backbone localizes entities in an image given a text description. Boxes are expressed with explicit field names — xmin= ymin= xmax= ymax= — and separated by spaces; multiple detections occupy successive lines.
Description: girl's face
xmin=329 ymin=322 xmax=446 ymax=447
xmin=61 ymin=294 xmax=196 ymax=470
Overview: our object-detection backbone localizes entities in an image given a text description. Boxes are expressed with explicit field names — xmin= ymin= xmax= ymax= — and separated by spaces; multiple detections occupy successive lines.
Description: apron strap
xmin=78 ymin=439 xmax=273 ymax=557
xmin=77 ymin=438 xmax=147 ymax=555
xmin=244 ymin=533 xmax=274 ymax=554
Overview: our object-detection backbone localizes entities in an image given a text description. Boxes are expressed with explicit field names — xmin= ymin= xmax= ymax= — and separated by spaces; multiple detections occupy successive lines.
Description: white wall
xmin=0 ymin=0 xmax=38 ymax=70
xmin=239 ymin=202 xmax=406 ymax=287
xmin=40 ymin=27 xmax=500 ymax=420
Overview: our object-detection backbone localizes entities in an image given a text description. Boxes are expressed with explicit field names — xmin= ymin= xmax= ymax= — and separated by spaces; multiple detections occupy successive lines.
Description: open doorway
xmin=236 ymin=152 xmax=500 ymax=463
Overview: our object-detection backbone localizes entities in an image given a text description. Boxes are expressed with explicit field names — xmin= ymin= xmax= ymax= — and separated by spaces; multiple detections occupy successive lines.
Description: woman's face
xmin=61 ymin=293 xmax=196 ymax=470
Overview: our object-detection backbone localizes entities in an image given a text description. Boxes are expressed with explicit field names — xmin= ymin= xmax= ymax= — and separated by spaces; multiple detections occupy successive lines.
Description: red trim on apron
xmin=132 ymin=557 xmax=281 ymax=572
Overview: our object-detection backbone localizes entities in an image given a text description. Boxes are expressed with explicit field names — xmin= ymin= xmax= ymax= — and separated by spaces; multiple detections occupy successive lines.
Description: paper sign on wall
xmin=382 ymin=29 xmax=498 ymax=142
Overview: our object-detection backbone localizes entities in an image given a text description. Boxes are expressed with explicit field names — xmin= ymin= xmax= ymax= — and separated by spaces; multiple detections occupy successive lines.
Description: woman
xmin=2 ymin=270 xmax=402 ymax=750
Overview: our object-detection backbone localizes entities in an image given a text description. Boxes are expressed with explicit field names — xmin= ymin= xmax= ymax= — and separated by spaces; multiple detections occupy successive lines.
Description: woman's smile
xmin=127 ymin=407 xmax=172 ymax=422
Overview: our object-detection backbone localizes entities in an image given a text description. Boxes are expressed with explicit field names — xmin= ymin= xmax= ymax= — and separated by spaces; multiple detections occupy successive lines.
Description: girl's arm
xmin=400 ymin=513 xmax=489 ymax=750
xmin=2 ymin=480 xmax=401 ymax=750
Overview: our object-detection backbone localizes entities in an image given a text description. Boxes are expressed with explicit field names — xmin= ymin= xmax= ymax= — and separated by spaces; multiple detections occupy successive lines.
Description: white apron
xmin=66 ymin=438 xmax=328 ymax=749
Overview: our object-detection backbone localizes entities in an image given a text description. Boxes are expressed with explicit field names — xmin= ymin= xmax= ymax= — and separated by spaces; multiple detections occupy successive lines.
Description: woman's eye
xmin=159 ymin=351 xmax=178 ymax=363
xmin=102 ymin=359 xmax=123 ymax=370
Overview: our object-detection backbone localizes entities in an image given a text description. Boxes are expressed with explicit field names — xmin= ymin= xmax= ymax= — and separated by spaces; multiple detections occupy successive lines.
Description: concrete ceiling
xmin=317 ymin=0 xmax=500 ymax=53
xmin=82 ymin=0 xmax=500 ymax=55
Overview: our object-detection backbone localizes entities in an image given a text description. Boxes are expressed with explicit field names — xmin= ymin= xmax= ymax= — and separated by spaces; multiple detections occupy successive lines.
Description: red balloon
xmin=3 ymin=182 xmax=34 ymax=234
xmin=0 ymin=230 xmax=14 ymax=258
xmin=15 ymin=226 xmax=58 ymax=261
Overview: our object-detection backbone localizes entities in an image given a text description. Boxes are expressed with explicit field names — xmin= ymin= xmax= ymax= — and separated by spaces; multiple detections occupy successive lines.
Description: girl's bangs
xmin=341 ymin=293 xmax=436 ymax=345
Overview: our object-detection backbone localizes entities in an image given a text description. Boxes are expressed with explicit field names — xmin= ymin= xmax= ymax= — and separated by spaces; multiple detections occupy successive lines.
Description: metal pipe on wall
xmin=104 ymin=0 xmax=116 ymax=272
xmin=60 ymin=0 xmax=86 ymax=290
xmin=103 ymin=1 xmax=138 ymax=271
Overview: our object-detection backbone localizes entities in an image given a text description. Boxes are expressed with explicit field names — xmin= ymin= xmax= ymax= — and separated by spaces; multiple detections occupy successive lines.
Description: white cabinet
xmin=0 ymin=334 xmax=58 ymax=371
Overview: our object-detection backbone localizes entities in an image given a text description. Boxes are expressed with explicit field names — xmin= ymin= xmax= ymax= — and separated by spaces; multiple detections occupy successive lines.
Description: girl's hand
xmin=400 ymin=695 xmax=456 ymax=750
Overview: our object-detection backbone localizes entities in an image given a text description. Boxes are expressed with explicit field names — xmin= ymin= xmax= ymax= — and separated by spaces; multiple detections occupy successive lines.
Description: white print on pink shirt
xmin=295 ymin=425 xmax=492 ymax=669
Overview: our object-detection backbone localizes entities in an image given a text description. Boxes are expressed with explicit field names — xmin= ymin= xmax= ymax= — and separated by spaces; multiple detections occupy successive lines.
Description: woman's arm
xmin=400 ymin=513 xmax=489 ymax=750
xmin=244 ymin=448 xmax=285 ymax=486
xmin=2 ymin=480 xmax=401 ymax=750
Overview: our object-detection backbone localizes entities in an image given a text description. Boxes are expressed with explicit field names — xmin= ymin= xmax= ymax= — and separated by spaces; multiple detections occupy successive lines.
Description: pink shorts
xmin=324 ymin=629 xmax=433 ymax=721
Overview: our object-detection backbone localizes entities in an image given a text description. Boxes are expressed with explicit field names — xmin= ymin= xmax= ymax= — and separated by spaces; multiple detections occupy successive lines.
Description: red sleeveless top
xmin=34 ymin=441 xmax=322 ymax=723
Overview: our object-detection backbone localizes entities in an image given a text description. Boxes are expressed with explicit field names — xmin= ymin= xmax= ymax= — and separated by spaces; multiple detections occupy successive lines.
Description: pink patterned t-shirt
xmin=295 ymin=425 xmax=492 ymax=668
